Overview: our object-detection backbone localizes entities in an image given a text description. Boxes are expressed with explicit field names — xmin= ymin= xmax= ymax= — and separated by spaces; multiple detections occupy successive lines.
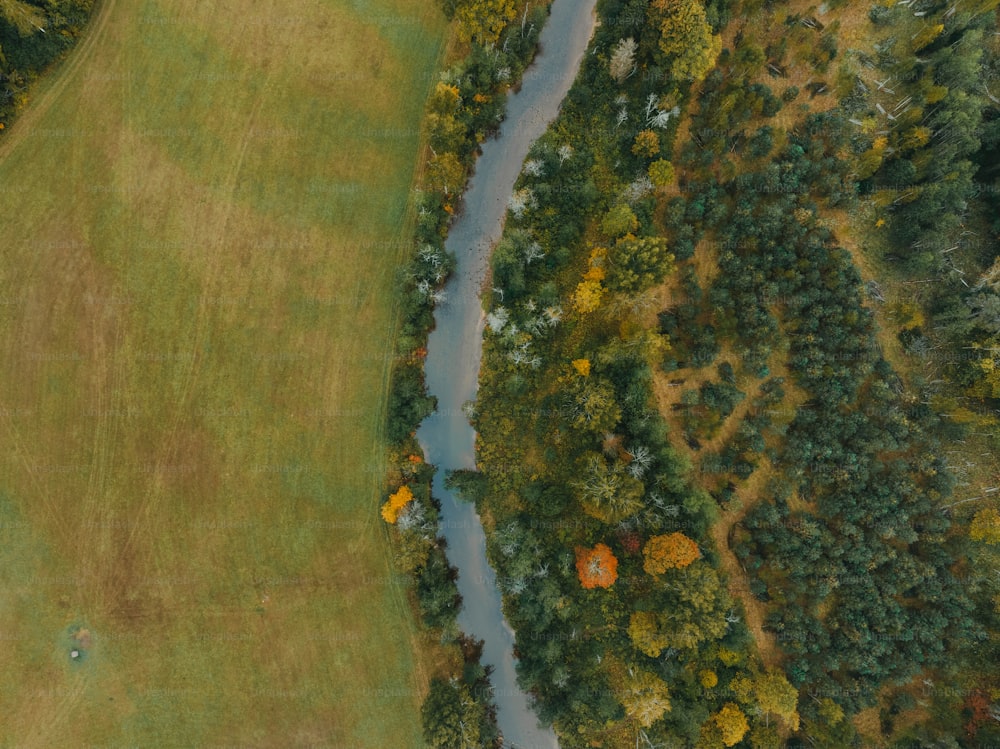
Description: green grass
xmin=0 ymin=0 xmax=445 ymax=745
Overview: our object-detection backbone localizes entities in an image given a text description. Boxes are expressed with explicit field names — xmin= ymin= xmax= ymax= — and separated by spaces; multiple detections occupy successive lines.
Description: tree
xmin=628 ymin=611 xmax=669 ymax=657
xmin=607 ymin=235 xmax=674 ymax=294
xmin=567 ymin=379 xmax=622 ymax=435
xmin=573 ymin=278 xmax=605 ymax=313
xmin=421 ymin=678 xmax=482 ymax=748
xmin=454 ymin=0 xmax=517 ymax=45
xmin=427 ymin=112 xmax=466 ymax=154
xmin=662 ymin=562 xmax=729 ymax=650
xmin=621 ymin=669 xmax=671 ymax=727
xmin=382 ymin=485 xmax=415 ymax=523
xmin=649 ymin=159 xmax=675 ymax=187
xmin=713 ymin=703 xmax=750 ymax=747
xmin=427 ymin=152 xmax=466 ymax=196
xmin=572 ymin=358 xmax=591 ymax=376
xmin=573 ymin=453 xmax=644 ymax=522
xmin=575 ymin=543 xmax=619 ymax=588
xmin=429 ymin=81 xmax=461 ymax=115
xmin=609 ymin=37 xmax=638 ymax=83
xmin=753 ymin=669 xmax=800 ymax=730
xmin=967 ymin=345 xmax=1000 ymax=400
xmin=632 ymin=129 xmax=661 ymax=158
xmin=650 ymin=0 xmax=722 ymax=83
xmin=910 ymin=22 xmax=944 ymax=53
xmin=970 ymin=507 xmax=1000 ymax=544
xmin=643 ymin=532 xmax=700 ymax=574
xmin=601 ymin=204 xmax=639 ymax=238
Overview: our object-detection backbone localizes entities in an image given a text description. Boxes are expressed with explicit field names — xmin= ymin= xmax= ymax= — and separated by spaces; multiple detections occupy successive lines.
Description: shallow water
xmin=414 ymin=1 xmax=598 ymax=747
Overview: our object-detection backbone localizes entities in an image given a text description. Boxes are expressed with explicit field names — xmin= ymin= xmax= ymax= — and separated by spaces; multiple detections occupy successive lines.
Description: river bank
xmin=415 ymin=1 xmax=599 ymax=747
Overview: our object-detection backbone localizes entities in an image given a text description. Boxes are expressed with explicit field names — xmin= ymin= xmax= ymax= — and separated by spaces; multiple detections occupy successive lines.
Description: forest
xmin=0 ymin=0 xmax=93 ymax=129
xmin=456 ymin=0 xmax=1000 ymax=746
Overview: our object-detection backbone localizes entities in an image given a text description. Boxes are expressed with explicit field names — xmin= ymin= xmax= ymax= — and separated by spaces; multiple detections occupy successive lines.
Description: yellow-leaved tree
xmin=971 ymin=507 xmax=1000 ymax=544
xmin=754 ymin=668 xmax=800 ymax=731
xmin=621 ymin=669 xmax=671 ymax=727
xmin=454 ymin=0 xmax=516 ymax=45
xmin=650 ymin=0 xmax=722 ymax=83
xmin=712 ymin=703 xmax=749 ymax=746
xmin=628 ymin=611 xmax=669 ymax=657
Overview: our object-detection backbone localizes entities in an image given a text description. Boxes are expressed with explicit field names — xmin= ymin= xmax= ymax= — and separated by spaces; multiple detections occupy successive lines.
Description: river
xmin=414 ymin=1 xmax=598 ymax=748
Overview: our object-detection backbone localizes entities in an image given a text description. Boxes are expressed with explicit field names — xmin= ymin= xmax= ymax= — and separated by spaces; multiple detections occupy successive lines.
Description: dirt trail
xmin=709 ymin=466 xmax=784 ymax=669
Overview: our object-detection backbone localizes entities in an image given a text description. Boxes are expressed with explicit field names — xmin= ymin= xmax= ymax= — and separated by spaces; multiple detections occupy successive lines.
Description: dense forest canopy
xmin=453 ymin=0 xmax=1000 ymax=746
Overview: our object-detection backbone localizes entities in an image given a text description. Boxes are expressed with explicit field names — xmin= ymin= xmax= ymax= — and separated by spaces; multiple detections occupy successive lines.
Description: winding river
xmin=414 ymin=1 xmax=598 ymax=747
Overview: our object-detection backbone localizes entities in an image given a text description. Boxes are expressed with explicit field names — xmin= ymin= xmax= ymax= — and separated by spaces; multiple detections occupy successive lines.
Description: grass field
xmin=0 ymin=0 xmax=445 ymax=745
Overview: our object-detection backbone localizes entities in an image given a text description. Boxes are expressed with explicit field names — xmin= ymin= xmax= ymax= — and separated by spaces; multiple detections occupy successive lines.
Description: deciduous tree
xmin=649 ymin=159 xmax=675 ymax=187
xmin=628 ymin=611 xmax=669 ymax=657
xmin=621 ymin=669 xmax=671 ymax=727
xmin=381 ymin=485 xmax=415 ymax=523
xmin=643 ymin=532 xmax=700 ymax=574
xmin=607 ymin=235 xmax=674 ymax=294
xmin=0 ymin=0 xmax=45 ymax=35
xmin=601 ymin=204 xmax=639 ymax=238
xmin=427 ymin=151 xmax=466 ymax=196
xmin=609 ymin=37 xmax=638 ymax=83
xmin=650 ymin=0 xmax=722 ymax=83
xmin=753 ymin=668 xmax=800 ymax=730
xmin=575 ymin=543 xmax=619 ymax=588
xmin=713 ymin=703 xmax=749 ymax=747
xmin=971 ymin=507 xmax=1000 ymax=544
xmin=454 ymin=0 xmax=517 ymax=45
xmin=632 ymin=129 xmax=661 ymax=158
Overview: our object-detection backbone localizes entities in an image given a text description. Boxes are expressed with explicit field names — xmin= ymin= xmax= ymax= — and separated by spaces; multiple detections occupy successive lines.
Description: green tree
xmin=649 ymin=159 xmax=675 ymax=187
xmin=663 ymin=562 xmax=730 ymax=649
xmin=421 ymin=678 xmax=481 ymax=748
xmin=607 ymin=235 xmax=674 ymax=294
xmin=573 ymin=452 xmax=644 ymax=523
xmin=566 ymin=379 xmax=622 ymax=436
xmin=601 ymin=204 xmax=639 ymax=238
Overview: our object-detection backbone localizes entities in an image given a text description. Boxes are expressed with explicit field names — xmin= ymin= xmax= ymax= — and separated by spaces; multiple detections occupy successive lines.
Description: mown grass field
xmin=0 ymin=0 xmax=445 ymax=745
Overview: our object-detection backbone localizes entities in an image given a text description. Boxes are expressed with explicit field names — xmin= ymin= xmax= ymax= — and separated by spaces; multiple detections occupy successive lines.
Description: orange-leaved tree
xmin=643 ymin=532 xmax=700 ymax=574
xmin=575 ymin=543 xmax=618 ymax=589
xmin=381 ymin=485 xmax=414 ymax=523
